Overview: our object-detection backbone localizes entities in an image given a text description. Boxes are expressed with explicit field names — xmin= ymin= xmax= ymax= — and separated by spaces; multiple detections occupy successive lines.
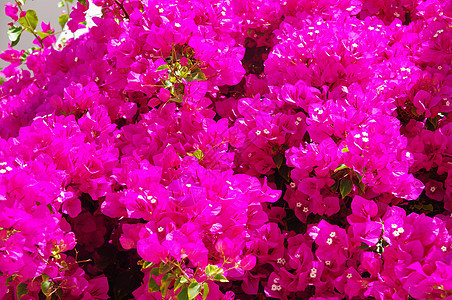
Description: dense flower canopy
xmin=0 ymin=0 xmax=451 ymax=299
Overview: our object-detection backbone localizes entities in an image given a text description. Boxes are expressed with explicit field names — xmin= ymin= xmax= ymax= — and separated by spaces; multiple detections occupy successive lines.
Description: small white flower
xmin=295 ymin=254 xmax=300 ymax=258
xmin=297 ymin=117 xmax=302 ymax=122
xmin=397 ymin=227 xmax=404 ymax=234
xmin=310 ymin=272 xmax=317 ymax=278
xmin=362 ymin=137 xmax=369 ymax=142
xmin=271 ymin=284 xmax=280 ymax=291
xmin=368 ymin=26 xmax=374 ymax=30
xmin=186 ymin=184 xmax=191 ymax=188
xmin=277 ymin=258 xmax=286 ymax=265
xmin=0 ymin=169 xmax=6 ymax=174
xmin=274 ymin=277 xmax=280 ymax=283
xmin=405 ymin=152 xmax=411 ymax=158
xmin=296 ymin=202 xmax=302 ymax=207
xmin=446 ymin=101 xmax=450 ymax=107
xmin=391 ymin=224 xmax=398 ymax=229
xmin=158 ymin=227 xmax=164 ymax=232
xmin=354 ymin=133 xmax=361 ymax=138
xmin=303 ymin=207 xmax=309 ymax=213
xmin=308 ymin=27 xmax=315 ymax=30
xmin=362 ymin=132 xmax=368 ymax=137
xmin=330 ymin=232 xmax=336 ymax=238
xmin=430 ymin=186 xmax=437 ymax=192
xmin=263 ymin=129 xmax=270 ymax=134
xmin=174 ymin=23 xmax=181 ymax=28
xmin=393 ymin=231 xmax=400 ymax=237
xmin=158 ymin=8 xmax=164 ymax=13
xmin=346 ymin=273 xmax=353 ymax=279
xmin=441 ymin=246 xmax=447 ymax=252
xmin=116 ymin=133 xmax=121 ymax=138
xmin=326 ymin=238 xmax=333 ymax=245
xmin=314 ymin=30 xmax=319 ymax=34
xmin=325 ymin=260 xmax=331 ymax=266
xmin=396 ymin=24 xmax=402 ymax=27
xmin=5 ymin=166 xmax=12 ymax=171
xmin=256 ymin=130 xmax=262 ymax=135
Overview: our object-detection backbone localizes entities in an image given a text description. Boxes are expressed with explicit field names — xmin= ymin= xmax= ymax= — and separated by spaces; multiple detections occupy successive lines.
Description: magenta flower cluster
xmin=1 ymin=0 xmax=451 ymax=299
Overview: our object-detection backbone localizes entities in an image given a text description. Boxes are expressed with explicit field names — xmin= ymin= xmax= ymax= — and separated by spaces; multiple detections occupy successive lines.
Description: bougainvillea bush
xmin=1 ymin=0 xmax=452 ymax=298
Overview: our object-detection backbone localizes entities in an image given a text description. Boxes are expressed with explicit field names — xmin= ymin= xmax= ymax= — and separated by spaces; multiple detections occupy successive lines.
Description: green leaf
xmin=150 ymin=267 xmax=160 ymax=276
xmin=339 ymin=179 xmax=353 ymax=198
xmin=212 ymin=274 xmax=228 ymax=282
xmin=174 ymin=276 xmax=189 ymax=292
xmin=58 ymin=14 xmax=69 ymax=29
xmin=358 ymin=242 xmax=370 ymax=250
xmin=57 ymin=1 xmax=65 ymax=7
xmin=159 ymin=262 xmax=172 ymax=274
xmin=7 ymin=26 xmax=22 ymax=46
xmin=177 ymin=287 xmax=189 ymax=300
xmin=41 ymin=277 xmax=53 ymax=296
xmin=188 ymin=282 xmax=201 ymax=300
xmin=148 ymin=277 xmax=160 ymax=293
xmin=424 ymin=204 xmax=433 ymax=211
xmin=142 ymin=261 xmax=154 ymax=269
xmin=334 ymin=164 xmax=348 ymax=172
xmin=157 ymin=64 xmax=169 ymax=71
xmin=160 ymin=273 xmax=174 ymax=298
xmin=16 ymin=282 xmax=29 ymax=299
xmin=19 ymin=10 xmax=38 ymax=30
xmin=357 ymin=182 xmax=366 ymax=195
xmin=205 ymin=264 xmax=223 ymax=277
xmin=170 ymin=95 xmax=184 ymax=103
xmin=55 ymin=288 xmax=63 ymax=298
xmin=187 ymin=149 xmax=203 ymax=160
xmin=203 ymin=282 xmax=209 ymax=300
xmin=273 ymin=153 xmax=284 ymax=169
xmin=36 ymin=31 xmax=51 ymax=39
xmin=189 ymin=68 xmax=206 ymax=82
xmin=278 ymin=164 xmax=291 ymax=182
